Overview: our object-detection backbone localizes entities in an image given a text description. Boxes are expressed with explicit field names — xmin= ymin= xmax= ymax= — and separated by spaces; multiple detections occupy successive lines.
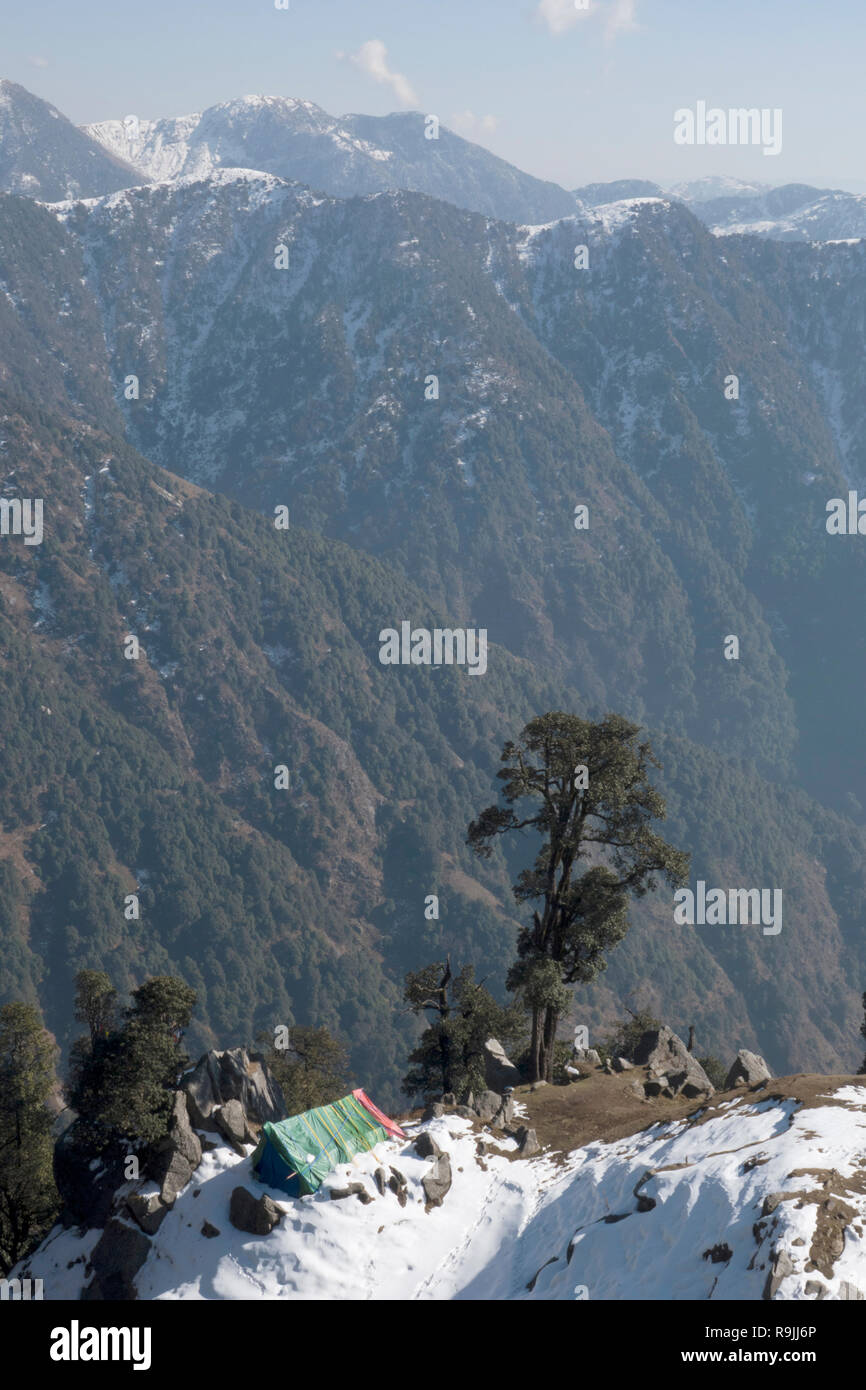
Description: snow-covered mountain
xmin=681 ymin=182 xmax=866 ymax=242
xmin=82 ymin=94 xmax=579 ymax=225
xmin=0 ymin=79 xmax=140 ymax=201
xmin=18 ymin=1078 xmax=866 ymax=1300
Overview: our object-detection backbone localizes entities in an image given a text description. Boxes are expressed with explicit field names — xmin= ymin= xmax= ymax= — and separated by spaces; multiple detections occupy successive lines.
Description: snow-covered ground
xmin=22 ymin=1083 xmax=866 ymax=1300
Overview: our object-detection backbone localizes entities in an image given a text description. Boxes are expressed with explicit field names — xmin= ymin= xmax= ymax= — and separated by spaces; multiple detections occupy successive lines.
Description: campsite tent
xmin=251 ymin=1088 xmax=406 ymax=1197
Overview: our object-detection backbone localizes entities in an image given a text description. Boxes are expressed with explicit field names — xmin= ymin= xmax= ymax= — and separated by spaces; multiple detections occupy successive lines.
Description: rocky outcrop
xmin=484 ymin=1037 xmax=521 ymax=1091
xmin=147 ymin=1092 xmax=202 ymax=1206
xmin=633 ymin=1027 xmax=715 ymax=1098
xmin=414 ymin=1131 xmax=442 ymax=1160
xmin=725 ymin=1050 xmax=772 ymax=1089
xmin=182 ymin=1048 xmax=286 ymax=1133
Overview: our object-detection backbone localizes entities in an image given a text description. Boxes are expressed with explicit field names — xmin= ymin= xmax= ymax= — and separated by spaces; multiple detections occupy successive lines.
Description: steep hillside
xmin=0 ymin=80 xmax=140 ymax=201
xmin=2 ymin=193 xmax=866 ymax=1082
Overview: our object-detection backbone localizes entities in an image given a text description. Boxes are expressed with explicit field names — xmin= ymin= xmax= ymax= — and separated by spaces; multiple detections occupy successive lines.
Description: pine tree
xmin=468 ymin=712 xmax=688 ymax=1083
xmin=0 ymin=1003 xmax=60 ymax=1274
xmin=257 ymin=1025 xmax=351 ymax=1114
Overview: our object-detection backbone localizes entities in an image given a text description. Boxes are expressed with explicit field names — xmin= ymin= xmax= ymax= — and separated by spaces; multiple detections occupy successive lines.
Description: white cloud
xmin=536 ymin=0 xmax=594 ymax=34
xmin=343 ymin=39 xmax=418 ymax=108
xmin=450 ymin=111 xmax=499 ymax=139
xmin=604 ymin=0 xmax=639 ymax=40
xmin=536 ymin=0 xmax=639 ymax=40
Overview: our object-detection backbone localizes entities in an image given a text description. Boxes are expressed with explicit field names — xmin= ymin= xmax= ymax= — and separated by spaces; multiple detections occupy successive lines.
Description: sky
xmin=3 ymin=0 xmax=866 ymax=191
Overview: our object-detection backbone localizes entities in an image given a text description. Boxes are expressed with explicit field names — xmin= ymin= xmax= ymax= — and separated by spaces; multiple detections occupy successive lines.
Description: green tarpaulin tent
xmin=251 ymin=1088 xmax=406 ymax=1197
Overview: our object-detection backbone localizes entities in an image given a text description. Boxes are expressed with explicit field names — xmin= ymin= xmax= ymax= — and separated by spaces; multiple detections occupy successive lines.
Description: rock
xmin=388 ymin=1176 xmax=408 ymax=1207
xmin=201 ymin=1221 xmax=220 ymax=1238
xmin=229 ymin=1186 xmax=284 ymax=1235
xmin=472 ymin=1090 xmax=503 ymax=1123
xmin=632 ymin=1027 xmax=714 ymax=1098
xmin=182 ymin=1048 xmax=286 ymax=1132
xmin=582 ymin=1049 xmax=602 ymax=1067
xmin=484 ymin=1037 xmax=521 ymax=1091
xmin=804 ymin=1280 xmax=827 ymax=1300
xmin=455 ymin=1105 xmax=476 ymax=1120
xmin=763 ymin=1249 xmax=796 ymax=1299
xmin=422 ymin=1153 xmax=452 ymax=1207
xmin=153 ymin=1148 xmax=194 ymax=1207
xmin=762 ymin=1192 xmax=788 ymax=1216
xmin=839 ymin=1281 xmax=865 ymax=1300
xmin=490 ymin=1095 xmax=514 ymax=1130
xmin=213 ymin=1099 xmax=249 ymax=1156
xmin=388 ymin=1166 xmax=407 ymax=1189
xmin=628 ymin=1079 xmax=645 ymax=1099
xmin=414 ymin=1131 xmax=442 ymax=1160
xmin=330 ymin=1181 xmax=372 ymax=1203
xmin=643 ymin=1077 xmax=667 ymax=1098
xmin=374 ymin=1167 xmax=388 ymax=1195
xmin=125 ymin=1191 xmax=171 ymax=1236
xmin=421 ymin=1102 xmax=445 ymax=1122
xmin=442 ymin=1093 xmax=456 ymax=1107
xmin=703 ymin=1243 xmax=733 ymax=1263
xmin=515 ymin=1126 xmax=540 ymax=1157
xmin=530 ymin=1080 xmax=547 ymax=1091
xmin=613 ymin=1057 xmax=634 ymax=1071
xmin=84 ymin=1218 xmax=152 ymax=1301
xmin=725 ymin=1050 xmax=773 ymax=1089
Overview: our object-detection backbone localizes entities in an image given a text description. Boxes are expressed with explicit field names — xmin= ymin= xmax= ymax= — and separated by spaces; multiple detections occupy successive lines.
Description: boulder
xmin=484 ymin=1037 xmax=521 ymax=1091
xmin=153 ymin=1148 xmax=194 ymax=1207
xmin=576 ymin=1048 xmax=601 ymax=1067
xmin=472 ymin=1090 xmax=503 ymax=1123
xmin=421 ymin=1102 xmax=445 ymax=1122
xmin=125 ymin=1191 xmax=171 ymax=1236
xmin=229 ymin=1186 xmax=284 ymax=1235
xmin=422 ymin=1153 xmax=452 ymax=1207
xmin=763 ymin=1249 xmax=796 ymax=1300
xmin=213 ymin=1099 xmax=249 ymax=1156
xmin=455 ymin=1105 xmax=476 ymax=1120
xmin=725 ymin=1050 xmax=772 ymax=1089
xmin=201 ymin=1221 xmax=220 ymax=1238
xmin=442 ymin=1093 xmax=456 ymax=1107
xmin=182 ymin=1048 xmax=286 ymax=1132
xmin=388 ymin=1165 xmax=408 ymax=1190
xmin=632 ymin=1027 xmax=714 ymax=1098
xmin=613 ymin=1057 xmax=634 ymax=1072
xmin=414 ymin=1131 xmax=442 ymax=1160
xmin=530 ymin=1081 xmax=547 ymax=1091
xmin=329 ymin=1182 xmax=373 ymax=1204
xmin=515 ymin=1126 xmax=540 ymax=1157
xmin=373 ymin=1167 xmax=388 ymax=1196
xmin=491 ymin=1094 xmax=514 ymax=1129
xmin=84 ymin=1217 xmax=151 ymax=1301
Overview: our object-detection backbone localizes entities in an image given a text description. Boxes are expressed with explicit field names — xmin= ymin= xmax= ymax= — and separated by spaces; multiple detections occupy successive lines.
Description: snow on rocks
xmin=16 ymin=1083 xmax=866 ymax=1301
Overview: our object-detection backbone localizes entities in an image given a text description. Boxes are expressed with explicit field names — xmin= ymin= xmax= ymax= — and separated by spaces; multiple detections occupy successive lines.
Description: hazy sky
xmin=4 ymin=0 xmax=866 ymax=191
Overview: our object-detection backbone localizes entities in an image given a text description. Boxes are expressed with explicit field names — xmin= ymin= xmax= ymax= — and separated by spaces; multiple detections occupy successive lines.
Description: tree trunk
xmin=529 ymin=1006 xmax=542 ymax=1083
xmin=540 ymin=1006 xmax=559 ymax=1083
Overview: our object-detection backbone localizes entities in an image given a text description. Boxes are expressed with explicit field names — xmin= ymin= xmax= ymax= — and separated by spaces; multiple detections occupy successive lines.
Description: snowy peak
xmin=0 ymin=77 xmax=141 ymax=200
xmin=81 ymin=90 xmax=578 ymax=224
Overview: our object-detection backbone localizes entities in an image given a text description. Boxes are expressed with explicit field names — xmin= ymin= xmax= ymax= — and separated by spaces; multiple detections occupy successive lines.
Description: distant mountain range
xmin=4 ymin=78 xmax=866 ymax=241
xmin=3 ymin=78 xmax=866 ymax=1094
